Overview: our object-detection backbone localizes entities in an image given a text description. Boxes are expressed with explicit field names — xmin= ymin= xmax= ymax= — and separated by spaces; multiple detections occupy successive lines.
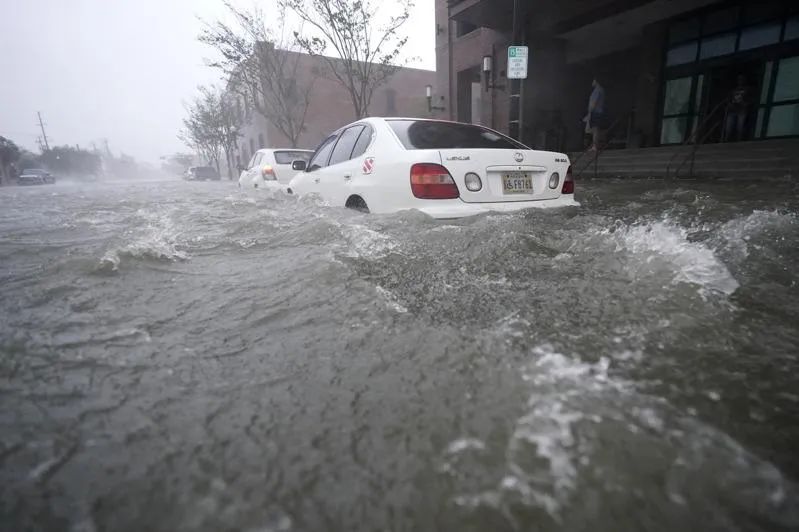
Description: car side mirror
xmin=292 ymin=160 xmax=307 ymax=171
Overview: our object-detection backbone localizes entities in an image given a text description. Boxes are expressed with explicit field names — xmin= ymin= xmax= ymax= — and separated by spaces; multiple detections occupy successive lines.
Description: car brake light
xmin=410 ymin=163 xmax=459 ymax=199
xmin=562 ymin=166 xmax=574 ymax=194
xmin=261 ymin=165 xmax=275 ymax=179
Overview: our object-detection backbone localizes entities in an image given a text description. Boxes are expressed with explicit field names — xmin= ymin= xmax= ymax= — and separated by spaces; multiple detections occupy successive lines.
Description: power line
xmin=37 ymin=112 xmax=50 ymax=151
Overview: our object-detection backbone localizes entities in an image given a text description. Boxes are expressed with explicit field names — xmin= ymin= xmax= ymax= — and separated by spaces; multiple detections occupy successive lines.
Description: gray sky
xmin=0 ymin=0 xmax=435 ymax=163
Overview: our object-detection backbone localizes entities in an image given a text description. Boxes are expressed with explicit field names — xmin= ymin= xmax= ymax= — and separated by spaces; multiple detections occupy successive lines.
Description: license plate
xmin=502 ymin=172 xmax=532 ymax=194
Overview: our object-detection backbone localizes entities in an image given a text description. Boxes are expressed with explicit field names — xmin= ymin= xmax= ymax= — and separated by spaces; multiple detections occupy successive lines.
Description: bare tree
xmin=200 ymin=2 xmax=316 ymax=148
xmin=281 ymin=0 xmax=412 ymax=119
xmin=180 ymin=86 xmax=242 ymax=177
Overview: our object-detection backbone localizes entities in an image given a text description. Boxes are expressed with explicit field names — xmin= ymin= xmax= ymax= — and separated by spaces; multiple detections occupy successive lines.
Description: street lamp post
xmin=482 ymin=55 xmax=505 ymax=92
xmin=425 ymin=85 xmax=446 ymax=114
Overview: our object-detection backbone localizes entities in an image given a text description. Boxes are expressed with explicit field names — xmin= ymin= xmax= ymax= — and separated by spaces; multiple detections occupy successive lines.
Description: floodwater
xmin=1 ymin=177 xmax=798 ymax=531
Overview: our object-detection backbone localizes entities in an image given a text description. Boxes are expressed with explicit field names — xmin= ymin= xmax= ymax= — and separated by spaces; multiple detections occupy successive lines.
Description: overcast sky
xmin=0 ymin=0 xmax=435 ymax=163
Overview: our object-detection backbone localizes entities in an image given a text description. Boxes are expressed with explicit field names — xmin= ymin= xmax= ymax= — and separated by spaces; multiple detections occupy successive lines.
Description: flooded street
xmin=1 ymin=177 xmax=798 ymax=531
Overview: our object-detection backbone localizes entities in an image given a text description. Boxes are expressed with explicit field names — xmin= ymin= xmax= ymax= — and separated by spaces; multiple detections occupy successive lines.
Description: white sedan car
xmin=238 ymin=148 xmax=314 ymax=189
xmin=288 ymin=118 xmax=578 ymax=218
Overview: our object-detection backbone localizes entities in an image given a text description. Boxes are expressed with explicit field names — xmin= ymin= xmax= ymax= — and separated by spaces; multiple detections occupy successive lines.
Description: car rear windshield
xmin=194 ymin=167 xmax=218 ymax=178
xmin=388 ymin=120 xmax=527 ymax=150
xmin=274 ymin=151 xmax=312 ymax=164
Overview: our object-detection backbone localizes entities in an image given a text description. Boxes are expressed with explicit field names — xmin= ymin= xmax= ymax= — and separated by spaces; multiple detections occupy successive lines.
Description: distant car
xmin=184 ymin=166 xmax=220 ymax=181
xmin=287 ymin=118 xmax=578 ymax=219
xmin=17 ymin=169 xmax=55 ymax=186
xmin=238 ymin=149 xmax=314 ymax=189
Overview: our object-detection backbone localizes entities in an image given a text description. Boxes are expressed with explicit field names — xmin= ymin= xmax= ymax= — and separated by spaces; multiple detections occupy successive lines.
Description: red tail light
xmin=562 ymin=166 xmax=574 ymax=194
xmin=261 ymin=165 xmax=275 ymax=180
xmin=410 ymin=163 xmax=459 ymax=199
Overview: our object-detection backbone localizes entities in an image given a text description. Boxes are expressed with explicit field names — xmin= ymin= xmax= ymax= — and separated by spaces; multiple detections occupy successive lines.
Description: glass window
xmin=669 ymin=18 xmax=700 ymax=44
xmin=351 ymin=126 xmax=374 ymax=159
xmin=661 ymin=117 xmax=689 ymax=144
xmin=703 ymin=7 xmax=739 ymax=35
xmin=385 ymin=89 xmax=397 ymax=115
xmin=663 ymin=77 xmax=693 ymax=115
xmin=761 ymin=61 xmax=774 ymax=104
xmin=328 ymin=126 xmax=365 ymax=166
xmin=773 ymin=57 xmax=799 ymax=102
xmin=274 ymin=151 xmax=312 ymax=164
xmin=666 ymin=41 xmax=698 ymax=66
xmin=694 ymin=74 xmax=704 ymax=112
xmin=739 ymin=22 xmax=782 ymax=50
xmin=755 ymin=108 xmax=766 ymax=138
xmin=785 ymin=17 xmax=799 ymax=41
xmin=307 ymin=135 xmax=337 ymax=171
xmin=456 ymin=21 xmax=478 ymax=37
xmin=388 ymin=120 xmax=526 ymax=150
xmin=766 ymin=103 xmax=799 ymax=137
xmin=699 ymin=33 xmax=736 ymax=59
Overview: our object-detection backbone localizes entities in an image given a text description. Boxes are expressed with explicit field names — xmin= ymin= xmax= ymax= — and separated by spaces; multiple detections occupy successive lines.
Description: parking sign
xmin=507 ymin=46 xmax=528 ymax=79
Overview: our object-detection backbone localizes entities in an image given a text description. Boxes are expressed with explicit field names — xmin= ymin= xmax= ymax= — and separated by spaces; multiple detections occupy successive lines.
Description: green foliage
xmin=0 ymin=136 xmax=21 ymax=167
xmin=180 ymin=86 xmax=242 ymax=177
xmin=199 ymin=2 xmax=315 ymax=148
xmin=281 ymin=0 xmax=413 ymax=118
xmin=39 ymin=146 xmax=102 ymax=176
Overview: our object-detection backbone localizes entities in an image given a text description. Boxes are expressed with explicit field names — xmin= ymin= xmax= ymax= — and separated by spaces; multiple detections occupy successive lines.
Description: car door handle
xmin=313 ymin=177 xmax=320 ymax=184
xmin=343 ymin=172 xmax=352 ymax=181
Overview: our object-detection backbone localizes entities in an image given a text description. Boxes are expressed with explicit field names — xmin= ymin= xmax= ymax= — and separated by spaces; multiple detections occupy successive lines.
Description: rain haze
xmin=2 ymin=1 xmax=799 ymax=531
xmin=0 ymin=0 xmax=436 ymax=162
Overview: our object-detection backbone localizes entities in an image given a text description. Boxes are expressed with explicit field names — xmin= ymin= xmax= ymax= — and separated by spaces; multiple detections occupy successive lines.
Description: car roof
xmin=256 ymin=148 xmax=314 ymax=154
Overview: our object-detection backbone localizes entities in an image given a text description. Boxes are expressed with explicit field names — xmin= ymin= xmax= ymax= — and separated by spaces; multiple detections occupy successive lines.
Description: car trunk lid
xmin=439 ymin=149 xmax=566 ymax=203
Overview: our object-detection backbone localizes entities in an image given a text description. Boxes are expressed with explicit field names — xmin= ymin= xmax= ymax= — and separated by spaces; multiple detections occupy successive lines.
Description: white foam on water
xmin=715 ymin=209 xmax=797 ymax=259
xmin=341 ymin=224 xmax=399 ymax=259
xmin=98 ymin=211 xmax=187 ymax=270
xmin=375 ymin=285 xmax=409 ymax=314
xmin=441 ymin=344 xmax=799 ymax=526
xmin=609 ymin=219 xmax=739 ymax=295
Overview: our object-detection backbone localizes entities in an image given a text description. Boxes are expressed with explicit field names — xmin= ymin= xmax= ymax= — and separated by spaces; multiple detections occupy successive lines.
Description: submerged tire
xmin=345 ymin=195 xmax=369 ymax=213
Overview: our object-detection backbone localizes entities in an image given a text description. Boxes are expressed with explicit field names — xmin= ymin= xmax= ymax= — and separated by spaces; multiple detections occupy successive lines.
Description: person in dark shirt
xmin=724 ymin=74 xmax=752 ymax=142
xmin=584 ymin=76 xmax=605 ymax=151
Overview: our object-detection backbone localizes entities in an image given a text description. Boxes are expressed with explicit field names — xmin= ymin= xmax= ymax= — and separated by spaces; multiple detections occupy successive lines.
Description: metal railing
xmin=665 ymin=100 xmax=728 ymax=179
xmin=572 ymin=109 xmax=635 ymax=178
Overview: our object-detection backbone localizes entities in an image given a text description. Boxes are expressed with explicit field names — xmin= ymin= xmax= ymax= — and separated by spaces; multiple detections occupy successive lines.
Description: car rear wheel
xmin=345 ymin=195 xmax=369 ymax=213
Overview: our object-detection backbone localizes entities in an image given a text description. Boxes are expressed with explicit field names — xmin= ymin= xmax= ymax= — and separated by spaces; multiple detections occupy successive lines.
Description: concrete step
xmin=579 ymin=166 xmax=794 ymax=178
xmin=568 ymin=138 xmax=799 ymax=179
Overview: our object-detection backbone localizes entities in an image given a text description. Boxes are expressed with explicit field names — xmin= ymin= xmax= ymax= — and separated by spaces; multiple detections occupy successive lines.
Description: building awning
xmin=449 ymin=0 xmax=515 ymax=32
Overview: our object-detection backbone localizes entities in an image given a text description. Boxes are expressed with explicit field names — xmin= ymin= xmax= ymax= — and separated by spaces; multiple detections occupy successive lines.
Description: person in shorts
xmin=585 ymin=76 xmax=605 ymax=151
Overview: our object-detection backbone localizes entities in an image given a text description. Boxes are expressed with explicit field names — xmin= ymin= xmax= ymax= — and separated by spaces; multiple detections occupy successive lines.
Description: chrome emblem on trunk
xmin=514 ymin=152 xmax=524 ymax=162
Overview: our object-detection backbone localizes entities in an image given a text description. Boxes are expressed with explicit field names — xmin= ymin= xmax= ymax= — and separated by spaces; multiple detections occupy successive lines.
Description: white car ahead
xmin=238 ymin=148 xmax=314 ymax=189
xmin=287 ymin=118 xmax=578 ymax=219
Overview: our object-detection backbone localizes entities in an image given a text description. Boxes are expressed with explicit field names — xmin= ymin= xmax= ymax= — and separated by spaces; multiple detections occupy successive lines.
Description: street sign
xmin=507 ymin=46 xmax=528 ymax=80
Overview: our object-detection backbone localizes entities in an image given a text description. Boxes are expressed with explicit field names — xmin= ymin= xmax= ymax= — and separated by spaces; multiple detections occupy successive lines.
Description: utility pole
xmin=37 ymin=112 xmax=50 ymax=151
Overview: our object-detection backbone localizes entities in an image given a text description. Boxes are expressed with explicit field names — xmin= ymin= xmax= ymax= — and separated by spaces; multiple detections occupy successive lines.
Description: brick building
xmin=437 ymin=0 xmax=799 ymax=154
xmin=234 ymin=49 xmax=435 ymax=166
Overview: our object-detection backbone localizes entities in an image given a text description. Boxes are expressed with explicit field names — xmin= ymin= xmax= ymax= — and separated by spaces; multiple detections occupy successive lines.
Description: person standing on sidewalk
xmin=585 ymin=76 xmax=605 ymax=151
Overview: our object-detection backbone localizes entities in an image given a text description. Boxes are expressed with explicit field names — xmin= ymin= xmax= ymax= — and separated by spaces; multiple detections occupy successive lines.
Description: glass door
xmin=660 ymin=75 xmax=704 ymax=144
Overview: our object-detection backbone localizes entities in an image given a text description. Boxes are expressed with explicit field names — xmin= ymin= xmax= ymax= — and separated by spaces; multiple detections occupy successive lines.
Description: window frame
xmin=306 ymin=135 xmax=339 ymax=172
xmin=328 ymin=125 xmax=366 ymax=167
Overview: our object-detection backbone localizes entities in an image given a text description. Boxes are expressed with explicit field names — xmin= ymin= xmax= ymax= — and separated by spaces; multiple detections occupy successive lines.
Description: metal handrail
xmin=572 ymin=109 xmax=635 ymax=178
xmin=665 ymin=100 xmax=728 ymax=178
xmin=674 ymin=119 xmax=724 ymax=178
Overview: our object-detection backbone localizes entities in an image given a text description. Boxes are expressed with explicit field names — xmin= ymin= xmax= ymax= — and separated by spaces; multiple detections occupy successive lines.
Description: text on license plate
xmin=502 ymin=172 xmax=532 ymax=194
